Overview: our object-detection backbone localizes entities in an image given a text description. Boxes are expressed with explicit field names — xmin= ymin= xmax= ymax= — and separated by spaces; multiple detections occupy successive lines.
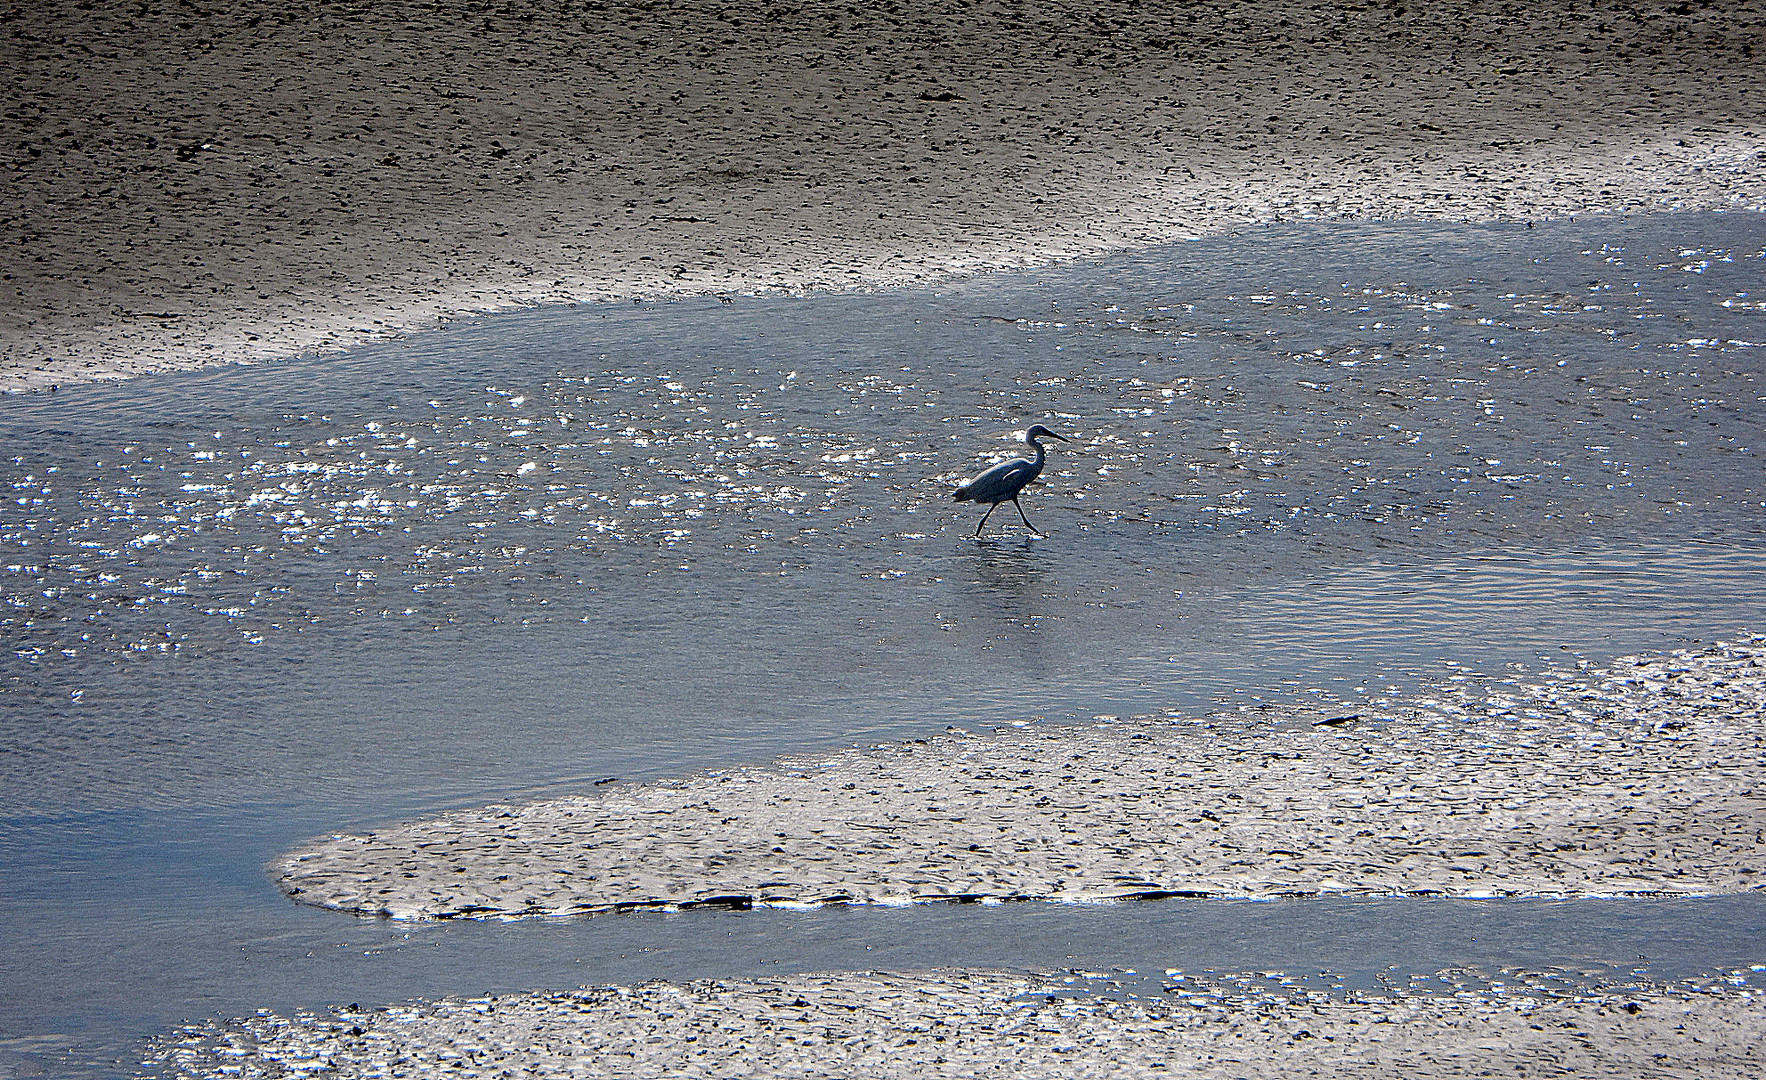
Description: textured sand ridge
xmin=276 ymin=637 xmax=1766 ymax=919
xmin=6 ymin=0 xmax=1765 ymax=391
xmin=144 ymin=969 xmax=1766 ymax=1079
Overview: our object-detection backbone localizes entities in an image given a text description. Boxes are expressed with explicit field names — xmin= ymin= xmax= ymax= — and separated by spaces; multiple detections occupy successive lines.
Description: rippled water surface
xmin=3 ymin=215 xmax=1763 ymax=1075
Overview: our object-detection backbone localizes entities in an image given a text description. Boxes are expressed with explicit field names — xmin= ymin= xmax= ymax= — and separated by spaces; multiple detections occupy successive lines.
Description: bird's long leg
xmin=1012 ymin=496 xmax=1042 ymax=535
xmin=974 ymin=502 xmax=998 ymax=536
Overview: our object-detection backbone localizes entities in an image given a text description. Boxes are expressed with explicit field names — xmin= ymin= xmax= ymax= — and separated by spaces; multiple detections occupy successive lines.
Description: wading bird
xmin=953 ymin=424 xmax=1069 ymax=536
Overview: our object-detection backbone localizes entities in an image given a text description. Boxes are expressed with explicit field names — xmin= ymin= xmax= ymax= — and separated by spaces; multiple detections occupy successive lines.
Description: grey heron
xmin=952 ymin=424 xmax=1069 ymax=536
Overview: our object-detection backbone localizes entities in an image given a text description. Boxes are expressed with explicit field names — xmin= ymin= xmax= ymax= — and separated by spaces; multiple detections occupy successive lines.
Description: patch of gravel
xmin=142 ymin=968 xmax=1766 ymax=1079
xmin=275 ymin=637 xmax=1766 ymax=919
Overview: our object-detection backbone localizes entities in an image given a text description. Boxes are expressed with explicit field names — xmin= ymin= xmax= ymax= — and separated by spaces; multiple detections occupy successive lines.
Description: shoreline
xmin=232 ymin=636 xmax=1766 ymax=1079
xmin=7 ymin=0 xmax=1766 ymax=393
xmin=276 ymin=637 xmax=1766 ymax=920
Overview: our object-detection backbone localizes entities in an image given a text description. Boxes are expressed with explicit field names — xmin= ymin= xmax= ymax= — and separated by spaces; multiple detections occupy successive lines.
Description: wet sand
xmin=6 ymin=0 xmax=1765 ymax=392
xmin=146 ymin=969 xmax=1766 ymax=1079
xmin=278 ymin=639 xmax=1766 ymax=916
xmin=247 ymin=639 xmax=1766 ymax=1076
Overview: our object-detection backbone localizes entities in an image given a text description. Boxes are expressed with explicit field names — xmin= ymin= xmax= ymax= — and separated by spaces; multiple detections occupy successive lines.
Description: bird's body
xmin=953 ymin=424 xmax=1068 ymax=536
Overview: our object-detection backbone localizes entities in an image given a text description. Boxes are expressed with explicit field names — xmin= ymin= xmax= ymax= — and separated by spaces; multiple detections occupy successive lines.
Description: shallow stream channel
xmin=3 ymin=213 xmax=1763 ymax=1076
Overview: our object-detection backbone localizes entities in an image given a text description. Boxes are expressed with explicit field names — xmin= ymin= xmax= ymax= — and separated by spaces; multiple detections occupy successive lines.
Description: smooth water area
xmin=2 ymin=214 xmax=1763 ymax=1076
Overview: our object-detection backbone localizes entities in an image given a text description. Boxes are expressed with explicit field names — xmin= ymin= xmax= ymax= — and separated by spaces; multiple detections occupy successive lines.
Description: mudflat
xmin=6 ymin=0 xmax=1764 ymax=391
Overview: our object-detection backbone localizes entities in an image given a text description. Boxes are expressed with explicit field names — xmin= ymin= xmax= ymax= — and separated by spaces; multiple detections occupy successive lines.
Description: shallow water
xmin=2 ymin=214 xmax=1763 ymax=1076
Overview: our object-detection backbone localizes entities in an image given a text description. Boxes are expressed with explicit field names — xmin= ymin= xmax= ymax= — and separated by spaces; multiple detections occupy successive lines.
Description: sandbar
xmin=277 ymin=637 xmax=1766 ymax=918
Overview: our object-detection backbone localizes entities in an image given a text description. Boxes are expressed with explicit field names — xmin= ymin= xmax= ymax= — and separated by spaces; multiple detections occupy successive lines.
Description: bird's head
xmin=1023 ymin=424 xmax=1069 ymax=442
